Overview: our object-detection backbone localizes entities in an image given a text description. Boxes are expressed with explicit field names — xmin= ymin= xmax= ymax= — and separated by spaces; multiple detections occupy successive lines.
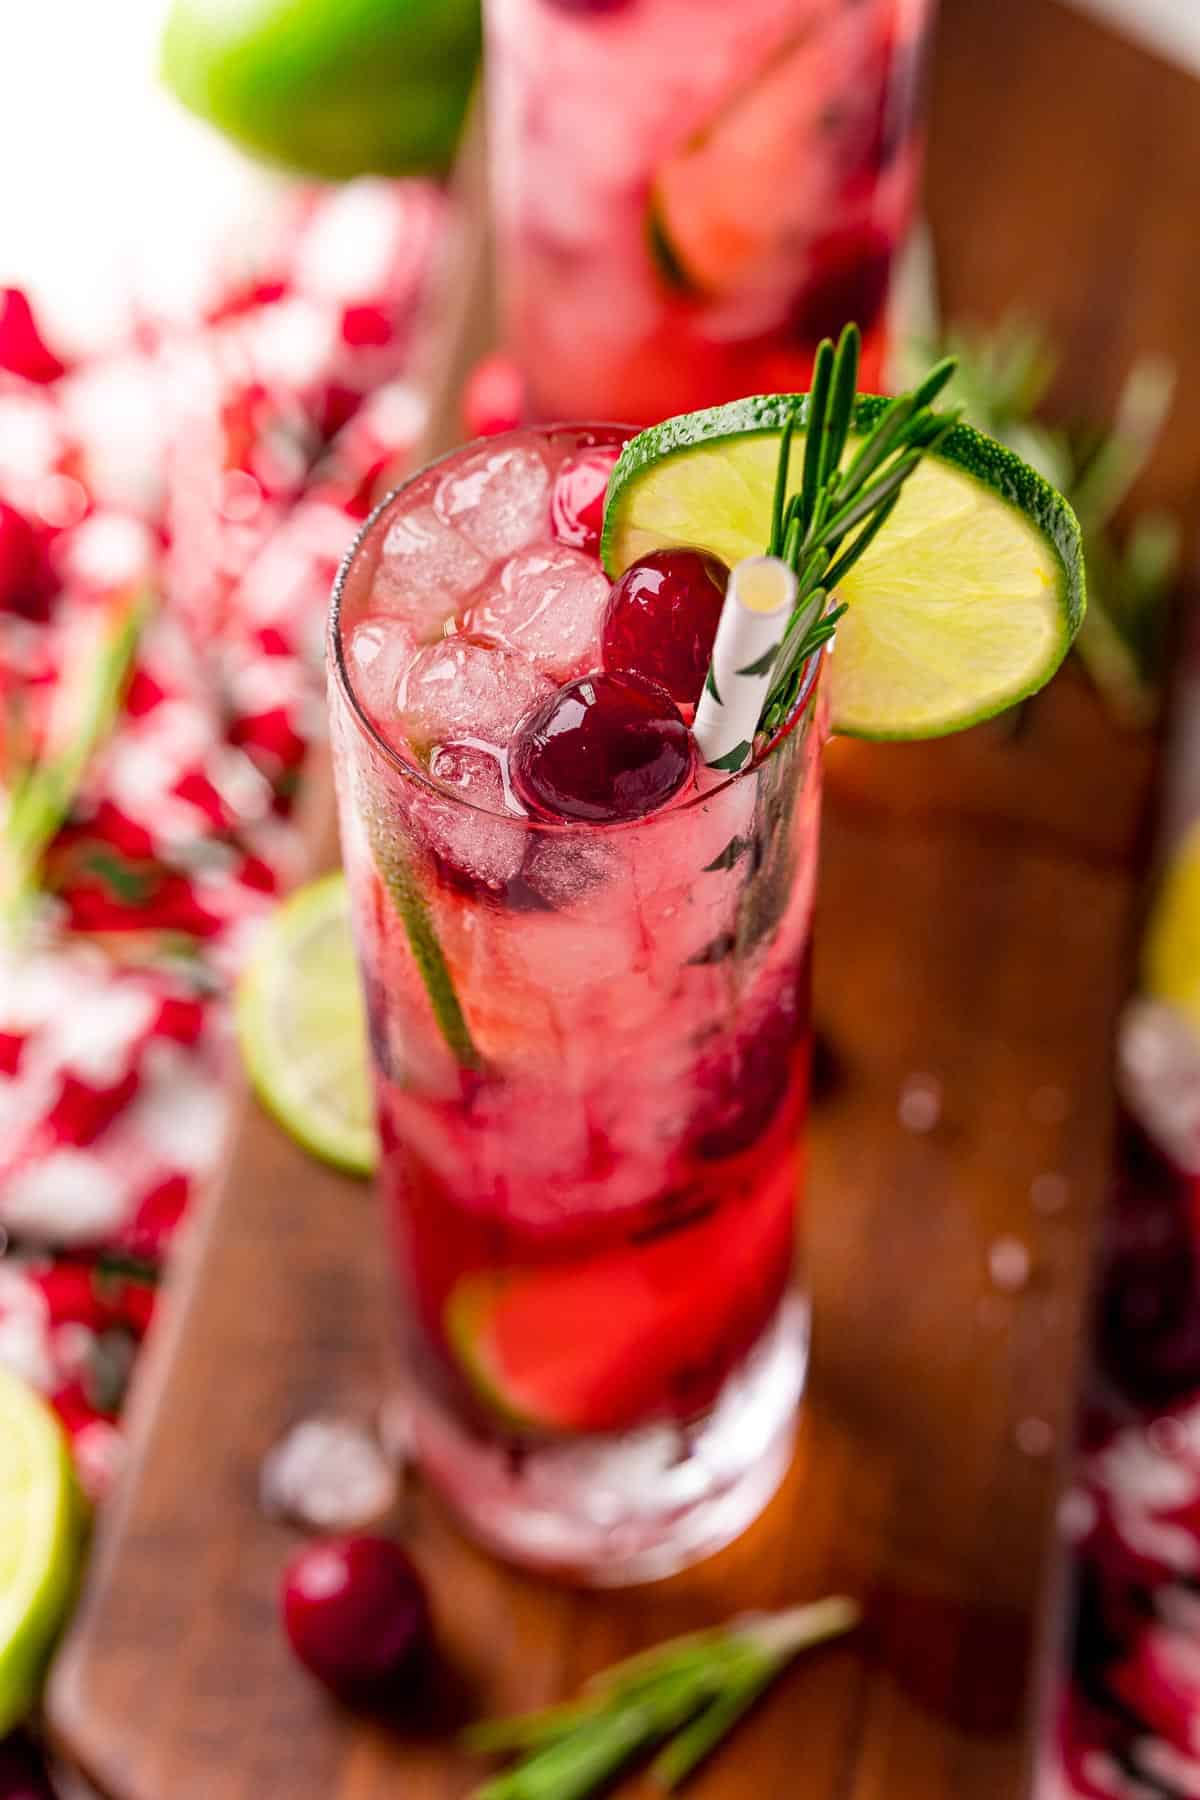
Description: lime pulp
xmin=235 ymin=872 xmax=377 ymax=1176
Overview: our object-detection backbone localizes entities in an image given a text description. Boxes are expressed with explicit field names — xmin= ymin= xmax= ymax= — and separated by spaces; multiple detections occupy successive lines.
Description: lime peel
xmin=0 ymin=1366 xmax=85 ymax=1735
xmin=602 ymin=393 xmax=1085 ymax=741
xmin=236 ymin=872 xmax=377 ymax=1176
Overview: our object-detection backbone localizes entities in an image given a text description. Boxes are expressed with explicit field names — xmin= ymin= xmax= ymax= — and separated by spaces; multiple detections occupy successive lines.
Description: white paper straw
xmin=692 ymin=556 xmax=796 ymax=772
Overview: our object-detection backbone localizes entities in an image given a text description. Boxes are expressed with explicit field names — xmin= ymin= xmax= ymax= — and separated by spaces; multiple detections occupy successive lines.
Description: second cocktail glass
xmin=485 ymin=0 xmax=934 ymax=421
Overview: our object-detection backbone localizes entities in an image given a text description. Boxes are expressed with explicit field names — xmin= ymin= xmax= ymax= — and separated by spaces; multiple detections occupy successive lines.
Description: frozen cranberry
xmin=461 ymin=351 xmax=526 ymax=438
xmin=602 ymin=548 xmax=728 ymax=708
xmin=0 ymin=287 xmax=66 ymax=384
xmin=551 ymin=447 xmax=620 ymax=553
xmin=790 ymin=228 xmax=894 ymax=347
xmin=693 ymin=987 xmax=805 ymax=1161
xmin=281 ymin=1535 xmax=430 ymax=1696
xmin=511 ymin=671 xmax=693 ymax=823
xmin=0 ymin=502 xmax=42 ymax=614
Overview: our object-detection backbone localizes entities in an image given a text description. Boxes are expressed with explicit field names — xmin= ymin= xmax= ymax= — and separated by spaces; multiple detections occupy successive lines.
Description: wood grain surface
xmin=45 ymin=2 xmax=1200 ymax=1796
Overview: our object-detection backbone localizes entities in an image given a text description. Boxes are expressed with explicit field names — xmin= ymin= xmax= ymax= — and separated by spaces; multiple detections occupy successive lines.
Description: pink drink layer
xmin=486 ymin=0 xmax=933 ymax=422
xmin=330 ymin=428 xmax=820 ymax=1546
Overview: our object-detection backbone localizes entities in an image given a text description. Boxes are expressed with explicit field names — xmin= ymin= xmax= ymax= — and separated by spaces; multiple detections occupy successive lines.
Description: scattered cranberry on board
xmin=281 ymin=1535 xmax=431 ymax=1697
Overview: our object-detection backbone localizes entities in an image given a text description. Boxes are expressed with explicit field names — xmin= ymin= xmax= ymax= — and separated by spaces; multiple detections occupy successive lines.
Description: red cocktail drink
xmin=329 ymin=426 xmax=821 ymax=1580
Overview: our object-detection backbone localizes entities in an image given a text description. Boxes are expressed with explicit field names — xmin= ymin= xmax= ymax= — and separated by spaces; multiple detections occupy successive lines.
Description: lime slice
xmin=649 ymin=29 xmax=841 ymax=296
xmin=160 ymin=0 xmax=479 ymax=180
xmin=601 ymin=395 xmax=1085 ymax=739
xmin=446 ymin=1179 xmax=792 ymax=1436
xmin=1144 ymin=822 xmax=1200 ymax=1032
xmin=0 ymin=1367 xmax=84 ymax=1735
xmin=236 ymin=872 xmax=377 ymax=1175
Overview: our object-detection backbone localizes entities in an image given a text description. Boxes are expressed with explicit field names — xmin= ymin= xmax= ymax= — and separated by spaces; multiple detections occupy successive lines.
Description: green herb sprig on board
xmin=463 ymin=1597 xmax=859 ymax=1798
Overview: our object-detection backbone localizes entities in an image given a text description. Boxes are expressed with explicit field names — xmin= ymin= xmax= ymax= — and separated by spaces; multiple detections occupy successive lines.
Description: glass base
xmin=409 ymin=1294 xmax=809 ymax=1586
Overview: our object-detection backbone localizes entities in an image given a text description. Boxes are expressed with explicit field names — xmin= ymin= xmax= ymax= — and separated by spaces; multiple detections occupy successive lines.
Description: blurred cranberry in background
xmin=0 ymin=1735 xmax=55 ymax=1799
xmin=0 ymin=503 xmax=48 ymax=618
xmin=461 ymin=352 xmax=525 ymax=438
xmin=0 ymin=288 xmax=66 ymax=384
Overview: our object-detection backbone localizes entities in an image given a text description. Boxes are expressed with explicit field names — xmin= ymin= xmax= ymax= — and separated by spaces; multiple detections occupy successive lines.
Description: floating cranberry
xmin=461 ymin=351 xmax=526 ymax=438
xmin=790 ymin=228 xmax=894 ymax=347
xmin=602 ymin=548 xmax=728 ymax=708
xmin=511 ymin=671 xmax=693 ymax=823
xmin=0 ymin=287 xmax=66 ymax=384
xmin=281 ymin=1535 xmax=430 ymax=1696
xmin=693 ymin=991 xmax=804 ymax=1161
xmin=551 ymin=447 xmax=620 ymax=553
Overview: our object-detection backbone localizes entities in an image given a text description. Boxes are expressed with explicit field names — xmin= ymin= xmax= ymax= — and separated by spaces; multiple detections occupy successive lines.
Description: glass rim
xmin=327 ymin=425 xmax=824 ymax=836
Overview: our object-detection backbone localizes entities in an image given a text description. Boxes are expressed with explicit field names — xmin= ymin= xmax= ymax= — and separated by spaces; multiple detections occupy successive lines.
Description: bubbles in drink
xmin=434 ymin=440 xmax=552 ymax=561
xmin=462 ymin=544 xmax=611 ymax=681
xmin=398 ymin=639 xmax=553 ymax=753
xmin=374 ymin=502 xmax=488 ymax=635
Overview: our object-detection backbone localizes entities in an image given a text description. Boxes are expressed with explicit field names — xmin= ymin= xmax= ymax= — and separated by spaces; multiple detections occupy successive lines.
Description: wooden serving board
xmin=45 ymin=1 xmax=1200 ymax=1794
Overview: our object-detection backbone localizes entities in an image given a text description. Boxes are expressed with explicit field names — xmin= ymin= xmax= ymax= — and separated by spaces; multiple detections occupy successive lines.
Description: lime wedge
xmin=236 ymin=872 xmax=377 ymax=1175
xmin=0 ymin=1367 xmax=84 ymax=1735
xmin=649 ymin=29 xmax=838 ymax=296
xmin=601 ymin=395 xmax=1085 ymax=739
xmin=1144 ymin=822 xmax=1200 ymax=1032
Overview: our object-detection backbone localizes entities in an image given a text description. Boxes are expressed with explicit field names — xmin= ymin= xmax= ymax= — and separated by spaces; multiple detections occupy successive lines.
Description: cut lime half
xmin=0 ymin=1367 xmax=84 ymax=1735
xmin=601 ymin=395 xmax=1085 ymax=739
xmin=236 ymin=872 xmax=377 ymax=1176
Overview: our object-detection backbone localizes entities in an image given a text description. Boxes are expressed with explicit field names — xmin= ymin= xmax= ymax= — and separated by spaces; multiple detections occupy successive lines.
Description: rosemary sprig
xmin=758 ymin=324 xmax=959 ymax=738
xmin=462 ymin=1597 xmax=859 ymax=1798
xmin=1 ymin=590 xmax=147 ymax=937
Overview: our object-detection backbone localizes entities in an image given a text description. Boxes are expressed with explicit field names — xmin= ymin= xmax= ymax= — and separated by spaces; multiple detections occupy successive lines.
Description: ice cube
xmin=398 ymin=639 xmax=553 ymax=751
xmin=462 ymin=544 xmax=611 ymax=681
xmin=259 ymin=1414 xmax=397 ymax=1532
xmin=420 ymin=742 xmax=525 ymax=891
xmin=434 ymin=442 xmax=552 ymax=561
xmin=1119 ymin=999 xmax=1200 ymax=1172
xmin=522 ymin=833 xmax=614 ymax=907
xmin=373 ymin=502 xmax=488 ymax=636
xmin=429 ymin=741 xmax=522 ymax=813
xmin=345 ymin=615 xmax=418 ymax=726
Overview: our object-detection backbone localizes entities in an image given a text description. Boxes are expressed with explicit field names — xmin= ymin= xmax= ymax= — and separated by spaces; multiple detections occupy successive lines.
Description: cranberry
xmin=0 ymin=502 xmax=42 ymax=614
xmin=551 ymin=447 xmax=620 ymax=553
xmin=790 ymin=228 xmax=894 ymax=347
xmin=0 ymin=1734 xmax=54 ymax=1799
xmin=281 ymin=1535 xmax=431 ymax=1696
xmin=511 ymin=671 xmax=693 ymax=823
xmin=693 ymin=994 xmax=804 ymax=1162
xmin=602 ymin=548 xmax=728 ymax=708
xmin=0 ymin=288 xmax=66 ymax=384
xmin=461 ymin=351 xmax=525 ymax=438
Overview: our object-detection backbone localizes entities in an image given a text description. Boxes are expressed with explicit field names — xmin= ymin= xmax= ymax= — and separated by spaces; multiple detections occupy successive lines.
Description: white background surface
xmin=0 ymin=0 xmax=277 ymax=351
